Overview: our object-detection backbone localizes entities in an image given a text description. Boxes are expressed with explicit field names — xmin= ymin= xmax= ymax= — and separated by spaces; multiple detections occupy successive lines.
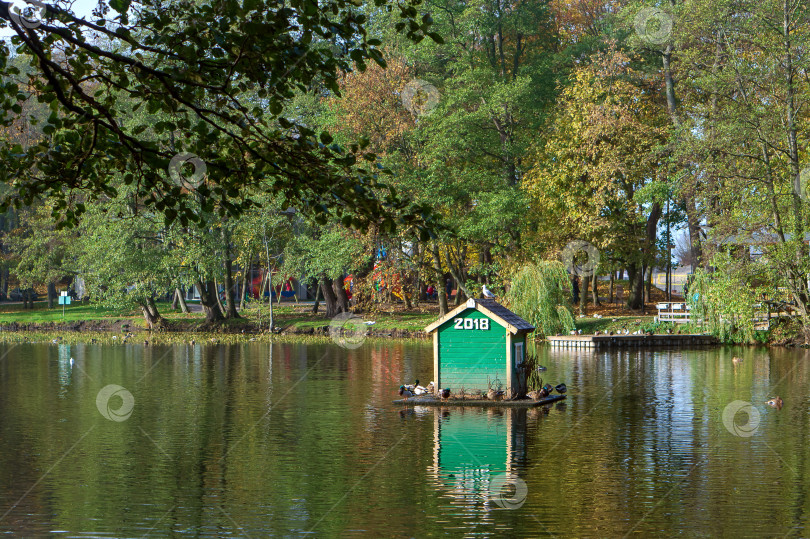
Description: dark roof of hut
xmin=475 ymin=299 xmax=535 ymax=331
xmin=424 ymin=298 xmax=535 ymax=334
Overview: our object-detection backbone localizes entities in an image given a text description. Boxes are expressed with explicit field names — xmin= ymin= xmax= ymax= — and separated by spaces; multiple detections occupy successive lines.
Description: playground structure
xmin=250 ymin=269 xmax=300 ymax=303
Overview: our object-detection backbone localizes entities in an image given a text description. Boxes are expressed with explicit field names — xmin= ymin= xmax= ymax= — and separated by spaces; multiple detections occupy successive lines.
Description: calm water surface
xmin=1 ymin=341 xmax=809 ymax=537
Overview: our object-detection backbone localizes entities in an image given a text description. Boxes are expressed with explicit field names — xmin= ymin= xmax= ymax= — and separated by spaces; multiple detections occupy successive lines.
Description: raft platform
xmin=547 ymin=334 xmax=717 ymax=349
xmin=393 ymin=394 xmax=566 ymax=407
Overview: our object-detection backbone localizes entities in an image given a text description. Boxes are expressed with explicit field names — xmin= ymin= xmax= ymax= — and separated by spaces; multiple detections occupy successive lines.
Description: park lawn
xmin=0 ymin=299 xmax=439 ymax=333
xmin=0 ymin=301 xmax=141 ymax=323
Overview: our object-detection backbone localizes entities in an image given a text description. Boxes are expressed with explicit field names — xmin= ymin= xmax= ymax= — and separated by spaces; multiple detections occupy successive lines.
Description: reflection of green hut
xmin=424 ymin=299 xmax=535 ymax=395
xmin=430 ymin=408 xmax=529 ymax=509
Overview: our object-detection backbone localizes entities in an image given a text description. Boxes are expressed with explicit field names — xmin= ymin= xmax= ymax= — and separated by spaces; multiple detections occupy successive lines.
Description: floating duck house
xmin=424 ymin=298 xmax=535 ymax=395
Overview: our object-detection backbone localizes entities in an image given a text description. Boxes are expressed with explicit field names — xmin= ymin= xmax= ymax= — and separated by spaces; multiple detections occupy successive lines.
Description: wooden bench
xmin=655 ymin=302 xmax=692 ymax=324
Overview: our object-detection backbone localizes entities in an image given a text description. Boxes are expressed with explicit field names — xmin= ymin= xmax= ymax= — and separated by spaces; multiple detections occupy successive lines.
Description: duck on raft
xmin=527 ymin=382 xmax=567 ymax=400
xmin=414 ymin=381 xmax=434 ymax=395
xmin=527 ymin=388 xmax=547 ymax=400
xmin=399 ymin=380 xmax=434 ymax=399
xmin=402 ymin=380 xmax=432 ymax=395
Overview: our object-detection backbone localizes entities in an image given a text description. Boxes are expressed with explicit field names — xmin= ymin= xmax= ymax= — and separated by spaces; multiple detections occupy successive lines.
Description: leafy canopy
xmin=0 ymin=0 xmax=441 ymax=234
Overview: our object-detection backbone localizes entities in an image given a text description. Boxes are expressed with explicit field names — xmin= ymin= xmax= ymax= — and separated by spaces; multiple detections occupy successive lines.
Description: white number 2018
xmin=453 ymin=318 xmax=489 ymax=330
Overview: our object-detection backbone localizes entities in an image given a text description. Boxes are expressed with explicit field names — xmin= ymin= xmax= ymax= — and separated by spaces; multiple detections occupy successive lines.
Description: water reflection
xmin=429 ymin=404 xmax=563 ymax=523
xmin=57 ymin=344 xmax=72 ymax=397
xmin=3 ymin=342 xmax=810 ymax=536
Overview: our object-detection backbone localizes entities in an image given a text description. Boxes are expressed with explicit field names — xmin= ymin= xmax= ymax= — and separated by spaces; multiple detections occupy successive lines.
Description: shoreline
xmin=0 ymin=309 xmax=802 ymax=347
xmin=0 ymin=323 xmax=789 ymax=348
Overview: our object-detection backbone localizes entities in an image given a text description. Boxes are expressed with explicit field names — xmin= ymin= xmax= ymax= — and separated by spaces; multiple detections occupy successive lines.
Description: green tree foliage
xmin=687 ymin=253 xmax=775 ymax=343
xmin=73 ymin=194 xmax=174 ymax=327
xmin=524 ymin=46 xmax=668 ymax=308
xmin=0 ymin=0 xmax=440 ymax=233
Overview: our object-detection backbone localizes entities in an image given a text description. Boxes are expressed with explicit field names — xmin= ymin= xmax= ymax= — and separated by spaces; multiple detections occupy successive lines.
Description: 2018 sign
xmin=453 ymin=318 xmax=489 ymax=330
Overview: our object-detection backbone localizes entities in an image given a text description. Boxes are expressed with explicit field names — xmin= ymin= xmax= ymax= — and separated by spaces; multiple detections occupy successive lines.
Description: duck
xmin=732 ymin=356 xmax=743 ymax=364
xmin=440 ymin=388 xmax=451 ymax=401
xmin=555 ymin=383 xmax=567 ymax=394
xmin=399 ymin=386 xmax=414 ymax=400
xmin=527 ymin=390 xmax=546 ymax=401
xmin=486 ymin=388 xmax=504 ymax=401
xmin=404 ymin=379 xmax=420 ymax=392
xmin=414 ymin=383 xmax=430 ymax=396
xmin=543 ymin=383 xmax=554 ymax=395
xmin=767 ymin=396 xmax=783 ymax=409
xmin=536 ymin=365 xmax=547 ymax=372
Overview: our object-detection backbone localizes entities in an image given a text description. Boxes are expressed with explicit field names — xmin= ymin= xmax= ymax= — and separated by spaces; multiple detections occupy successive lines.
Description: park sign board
xmin=58 ymin=291 xmax=71 ymax=305
xmin=424 ymin=298 xmax=535 ymax=395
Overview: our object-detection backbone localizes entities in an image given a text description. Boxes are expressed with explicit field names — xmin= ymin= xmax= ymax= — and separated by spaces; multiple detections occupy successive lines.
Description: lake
xmin=0 ymin=340 xmax=808 ymax=537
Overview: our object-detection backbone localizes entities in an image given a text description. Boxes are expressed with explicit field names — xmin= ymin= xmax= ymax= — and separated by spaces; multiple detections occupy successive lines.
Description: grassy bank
xmin=0 ymin=300 xmax=438 ymax=336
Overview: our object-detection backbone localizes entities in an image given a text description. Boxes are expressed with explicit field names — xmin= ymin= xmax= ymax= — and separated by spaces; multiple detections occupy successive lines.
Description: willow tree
xmin=504 ymin=261 xmax=574 ymax=338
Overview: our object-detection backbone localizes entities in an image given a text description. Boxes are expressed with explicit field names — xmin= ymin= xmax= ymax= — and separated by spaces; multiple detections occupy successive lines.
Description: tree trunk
xmin=146 ymin=296 xmax=163 ymax=326
xmin=141 ymin=303 xmax=161 ymax=329
xmin=196 ymin=279 xmax=225 ymax=323
xmin=591 ymin=272 xmax=600 ymax=306
xmin=223 ymin=262 xmax=240 ymax=319
xmin=240 ymin=252 xmax=252 ymax=311
xmin=321 ymin=276 xmax=339 ymax=318
xmin=213 ymin=277 xmax=226 ymax=315
xmin=0 ymin=266 xmax=8 ymax=300
xmin=333 ymin=278 xmax=350 ymax=313
xmin=579 ymin=274 xmax=589 ymax=315
xmin=176 ymin=287 xmax=190 ymax=313
xmin=259 ymin=269 xmax=269 ymax=303
xmin=171 ymin=289 xmax=179 ymax=310
xmin=644 ymin=266 xmax=652 ymax=304
xmin=662 ymin=16 xmax=704 ymax=270
xmin=221 ymin=226 xmax=240 ymax=319
xmin=47 ymin=281 xmax=57 ymax=309
xmin=311 ymin=279 xmax=321 ymax=314
xmin=609 ymin=272 xmax=614 ymax=303
xmin=628 ymin=264 xmax=644 ymax=310
xmin=431 ymin=243 xmax=448 ymax=316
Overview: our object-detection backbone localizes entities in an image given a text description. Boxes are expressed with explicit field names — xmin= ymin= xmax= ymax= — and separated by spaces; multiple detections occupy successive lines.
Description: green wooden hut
xmin=424 ymin=298 xmax=535 ymax=396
